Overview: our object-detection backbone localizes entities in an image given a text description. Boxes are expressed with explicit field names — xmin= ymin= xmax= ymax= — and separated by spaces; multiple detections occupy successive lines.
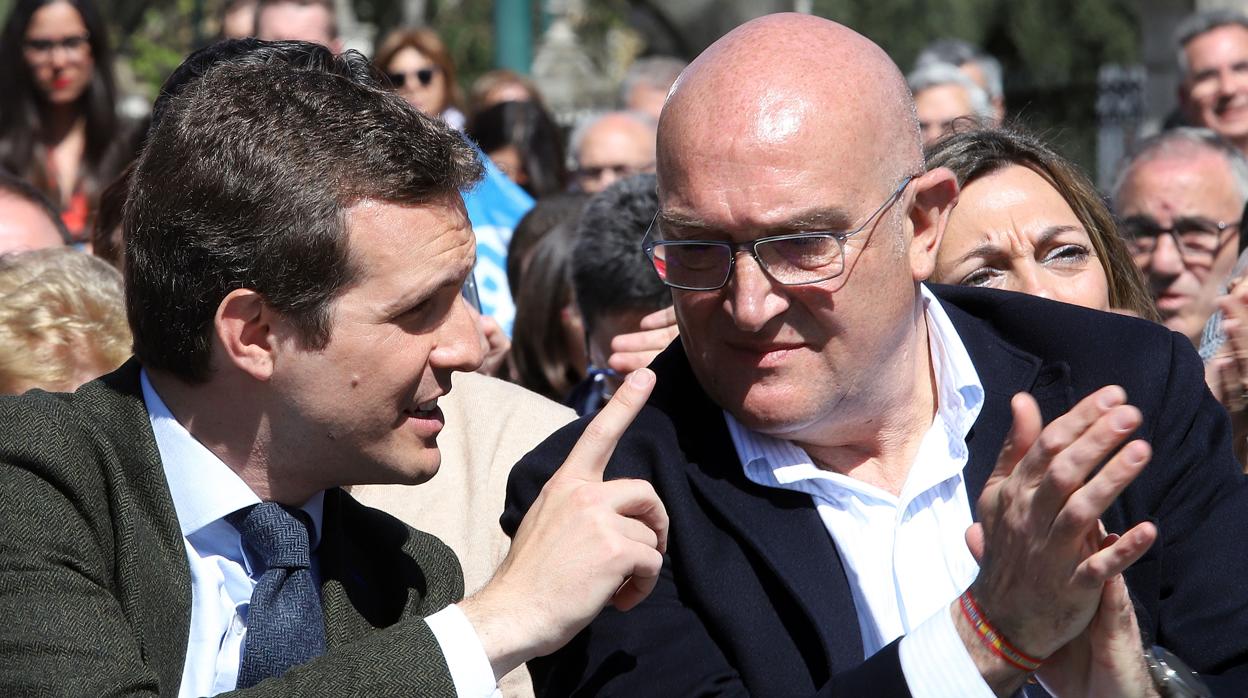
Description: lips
xmin=51 ymin=76 xmax=72 ymax=90
xmin=724 ymin=341 xmax=806 ymax=369
xmin=402 ymin=399 xmax=445 ymax=438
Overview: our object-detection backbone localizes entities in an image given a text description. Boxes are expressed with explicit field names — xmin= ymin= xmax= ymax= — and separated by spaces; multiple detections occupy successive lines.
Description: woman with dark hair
xmin=373 ymin=27 xmax=467 ymax=129
xmin=0 ymin=0 xmax=125 ymax=245
xmin=926 ymin=127 xmax=1159 ymax=321
xmin=509 ymin=220 xmax=587 ymax=402
xmin=467 ymin=100 xmax=568 ymax=198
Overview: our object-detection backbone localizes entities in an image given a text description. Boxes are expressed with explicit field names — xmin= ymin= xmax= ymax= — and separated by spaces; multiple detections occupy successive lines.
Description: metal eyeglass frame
xmin=641 ymin=175 xmax=914 ymax=291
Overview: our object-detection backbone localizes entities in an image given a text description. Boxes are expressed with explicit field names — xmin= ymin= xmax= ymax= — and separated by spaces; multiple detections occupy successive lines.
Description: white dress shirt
xmin=140 ymin=370 xmax=499 ymax=697
xmin=729 ymin=286 xmax=995 ymax=697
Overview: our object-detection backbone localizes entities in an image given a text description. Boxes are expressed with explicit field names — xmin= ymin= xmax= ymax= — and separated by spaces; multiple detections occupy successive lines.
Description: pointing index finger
xmin=557 ymin=368 xmax=656 ymax=482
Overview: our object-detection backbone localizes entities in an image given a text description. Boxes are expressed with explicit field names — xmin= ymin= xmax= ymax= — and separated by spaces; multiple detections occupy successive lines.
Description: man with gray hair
xmin=1175 ymin=8 xmax=1248 ymax=155
xmin=620 ymin=56 xmax=687 ymax=121
xmin=907 ymin=62 xmax=996 ymax=145
xmin=1112 ymin=127 xmax=1248 ymax=346
xmin=568 ymin=111 xmax=657 ymax=194
xmin=914 ymin=38 xmax=1005 ymax=121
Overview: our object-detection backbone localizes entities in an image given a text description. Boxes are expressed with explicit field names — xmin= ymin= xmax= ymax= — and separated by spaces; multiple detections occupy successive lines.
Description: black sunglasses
xmin=386 ymin=68 xmax=436 ymax=89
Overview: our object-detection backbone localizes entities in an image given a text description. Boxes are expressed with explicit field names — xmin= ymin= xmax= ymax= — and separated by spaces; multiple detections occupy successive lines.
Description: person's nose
xmin=430 ymin=295 xmax=487 ymax=373
xmin=49 ymin=47 xmax=69 ymax=70
xmin=1014 ymin=264 xmax=1054 ymax=301
xmin=725 ymin=252 xmax=788 ymax=333
xmin=1147 ymin=232 xmax=1186 ymax=279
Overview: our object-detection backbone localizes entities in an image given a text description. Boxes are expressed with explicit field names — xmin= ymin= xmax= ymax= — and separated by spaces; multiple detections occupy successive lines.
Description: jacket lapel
xmin=937 ymin=292 xmax=1073 ymax=513
xmin=85 ymin=360 xmax=194 ymax=691
xmin=654 ymin=345 xmax=865 ymax=677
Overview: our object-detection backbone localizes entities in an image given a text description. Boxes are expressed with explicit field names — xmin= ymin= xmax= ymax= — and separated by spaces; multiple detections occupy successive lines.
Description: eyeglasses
xmin=23 ymin=33 xmax=90 ymax=60
xmin=1121 ymin=215 xmax=1240 ymax=268
xmin=386 ymin=68 xmax=436 ymax=89
xmin=642 ymin=176 xmax=914 ymax=291
xmin=575 ymin=162 xmax=654 ymax=183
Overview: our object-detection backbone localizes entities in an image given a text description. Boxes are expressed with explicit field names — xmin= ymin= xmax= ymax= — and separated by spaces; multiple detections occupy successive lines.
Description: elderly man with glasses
xmin=1113 ymin=127 xmax=1248 ymax=347
xmin=505 ymin=13 xmax=1248 ymax=697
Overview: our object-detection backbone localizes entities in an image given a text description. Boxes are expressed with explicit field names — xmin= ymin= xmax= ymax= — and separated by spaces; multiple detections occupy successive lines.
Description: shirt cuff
xmin=426 ymin=604 xmax=502 ymax=698
xmin=899 ymin=604 xmax=996 ymax=698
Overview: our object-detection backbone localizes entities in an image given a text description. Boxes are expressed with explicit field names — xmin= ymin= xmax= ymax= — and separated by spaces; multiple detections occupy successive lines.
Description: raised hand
xmin=1206 ymin=279 xmax=1248 ymax=466
xmin=459 ymin=368 xmax=668 ymax=680
xmin=958 ymin=387 xmax=1158 ymax=692
xmin=606 ymin=306 xmax=679 ymax=374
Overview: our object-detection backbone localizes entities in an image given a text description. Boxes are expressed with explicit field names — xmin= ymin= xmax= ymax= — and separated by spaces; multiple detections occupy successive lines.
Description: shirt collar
xmin=730 ymin=285 xmax=984 ymax=502
xmin=140 ymin=368 xmax=324 ymax=548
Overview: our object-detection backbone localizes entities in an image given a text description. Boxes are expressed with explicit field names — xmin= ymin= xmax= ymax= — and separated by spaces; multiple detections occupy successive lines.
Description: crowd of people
xmin=2 ymin=0 xmax=1248 ymax=696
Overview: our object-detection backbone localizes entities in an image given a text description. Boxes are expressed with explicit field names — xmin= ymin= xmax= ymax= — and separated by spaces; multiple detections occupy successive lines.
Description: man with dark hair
xmin=0 ymin=170 xmax=69 ymax=253
xmin=568 ymin=173 xmax=672 ymax=413
xmin=0 ymin=41 xmax=668 ymax=696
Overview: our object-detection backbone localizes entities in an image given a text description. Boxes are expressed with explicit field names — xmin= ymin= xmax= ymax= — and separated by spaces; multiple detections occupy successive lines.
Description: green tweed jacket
xmin=0 ymin=360 xmax=463 ymax=696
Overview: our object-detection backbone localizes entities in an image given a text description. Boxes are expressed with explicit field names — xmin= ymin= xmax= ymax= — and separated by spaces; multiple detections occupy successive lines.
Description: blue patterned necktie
xmin=228 ymin=502 xmax=327 ymax=688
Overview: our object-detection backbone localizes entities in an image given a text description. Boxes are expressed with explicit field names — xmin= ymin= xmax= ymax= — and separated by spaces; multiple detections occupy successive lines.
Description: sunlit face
xmin=254 ymin=2 xmax=335 ymax=48
xmin=660 ymin=98 xmax=923 ymax=440
xmin=575 ymin=116 xmax=656 ymax=193
xmin=933 ymin=165 xmax=1110 ymax=311
xmin=1181 ymin=24 xmax=1248 ymax=145
xmin=23 ymin=1 xmax=94 ymax=106
xmin=915 ymin=84 xmax=974 ymax=145
xmin=1116 ymin=151 xmax=1243 ymax=343
xmin=221 ymin=2 xmax=256 ymax=39
xmin=387 ymin=46 xmax=448 ymax=117
xmin=266 ymin=197 xmax=484 ymax=490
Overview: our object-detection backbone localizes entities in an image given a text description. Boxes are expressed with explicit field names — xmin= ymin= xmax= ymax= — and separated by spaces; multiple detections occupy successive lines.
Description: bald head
xmin=648 ymin=14 xmax=959 ymax=437
xmin=660 ymin=14 xmax=921 ymax=195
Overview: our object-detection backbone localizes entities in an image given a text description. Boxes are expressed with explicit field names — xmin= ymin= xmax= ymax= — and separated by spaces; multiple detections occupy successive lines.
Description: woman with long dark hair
xmin=0 ymin=0 xmax=125 ymax=244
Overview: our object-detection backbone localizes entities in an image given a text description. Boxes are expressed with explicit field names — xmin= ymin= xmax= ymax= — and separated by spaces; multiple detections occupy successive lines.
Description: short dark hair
xmin=127 ymin=41 xmax=482 ymax=382
xmin=571 ymin=173 xmax=670 ymax=331
xmin=0 ymin=170 xmax=70 ymax=244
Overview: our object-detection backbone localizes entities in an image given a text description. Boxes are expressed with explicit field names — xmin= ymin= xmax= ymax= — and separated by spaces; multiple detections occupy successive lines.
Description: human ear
xmin=907 ymin=167 xmax=959 ymax=282
xmin=213 ymin=289 xmax=276 ymax=381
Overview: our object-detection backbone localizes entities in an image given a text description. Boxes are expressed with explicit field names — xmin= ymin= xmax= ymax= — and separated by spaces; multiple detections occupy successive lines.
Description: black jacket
xmin=503 ymin=285 xmax=1248 ymax=697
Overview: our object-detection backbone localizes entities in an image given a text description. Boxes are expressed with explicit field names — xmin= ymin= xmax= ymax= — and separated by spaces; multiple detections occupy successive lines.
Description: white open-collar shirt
xmin=727 ymin=285 xmax=995 ymax=697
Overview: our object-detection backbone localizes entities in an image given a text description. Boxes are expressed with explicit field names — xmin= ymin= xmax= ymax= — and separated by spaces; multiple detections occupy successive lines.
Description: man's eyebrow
xmin=659 ymin=207 xmax=857 ymax=233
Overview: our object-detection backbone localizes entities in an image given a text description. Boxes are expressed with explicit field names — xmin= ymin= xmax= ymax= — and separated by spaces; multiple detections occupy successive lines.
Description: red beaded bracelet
xmin=958 ymin=590 xmax=1045 ymax=672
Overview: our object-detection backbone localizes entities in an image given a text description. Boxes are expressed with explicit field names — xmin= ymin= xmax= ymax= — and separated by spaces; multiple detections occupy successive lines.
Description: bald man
xmin=505 ymin=13 xmax=1248 ymax=697
xmin=569 ymin=111 xmax=657 ymax=193
xmin=0 ymin=172 xmax=68 ymax=254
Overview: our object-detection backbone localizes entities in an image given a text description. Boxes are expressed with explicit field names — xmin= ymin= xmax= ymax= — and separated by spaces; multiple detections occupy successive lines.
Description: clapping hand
xmin=960 ymin=388 xmax=1157 ymax=694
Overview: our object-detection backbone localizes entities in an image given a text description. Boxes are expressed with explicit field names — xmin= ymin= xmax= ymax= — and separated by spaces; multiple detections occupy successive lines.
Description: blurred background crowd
xmin=7 ymin=0 xmax=1248 ymax=466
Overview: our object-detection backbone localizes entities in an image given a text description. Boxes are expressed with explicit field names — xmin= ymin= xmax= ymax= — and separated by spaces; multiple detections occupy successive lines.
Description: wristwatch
xmin=1144 ymin=645 xmax=1213 ymax=698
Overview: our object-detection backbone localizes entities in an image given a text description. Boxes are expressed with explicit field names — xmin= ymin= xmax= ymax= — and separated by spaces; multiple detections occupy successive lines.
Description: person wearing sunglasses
xmin=373 ymin=27 xmax=467 ymax=131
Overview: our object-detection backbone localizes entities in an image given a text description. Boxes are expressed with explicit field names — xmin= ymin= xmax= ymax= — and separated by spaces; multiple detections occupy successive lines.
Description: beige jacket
xmin=352 ymin=371 xmax=576 ymax=697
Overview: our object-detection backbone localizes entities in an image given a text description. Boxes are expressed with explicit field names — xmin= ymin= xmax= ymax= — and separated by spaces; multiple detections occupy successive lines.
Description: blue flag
xmin=462 ymin=144 xmax=534 ymax=337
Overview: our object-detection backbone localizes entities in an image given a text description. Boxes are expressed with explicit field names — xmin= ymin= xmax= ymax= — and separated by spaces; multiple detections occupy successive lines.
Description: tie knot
xmin=229 ymin=502 xmax=314 ymax=571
